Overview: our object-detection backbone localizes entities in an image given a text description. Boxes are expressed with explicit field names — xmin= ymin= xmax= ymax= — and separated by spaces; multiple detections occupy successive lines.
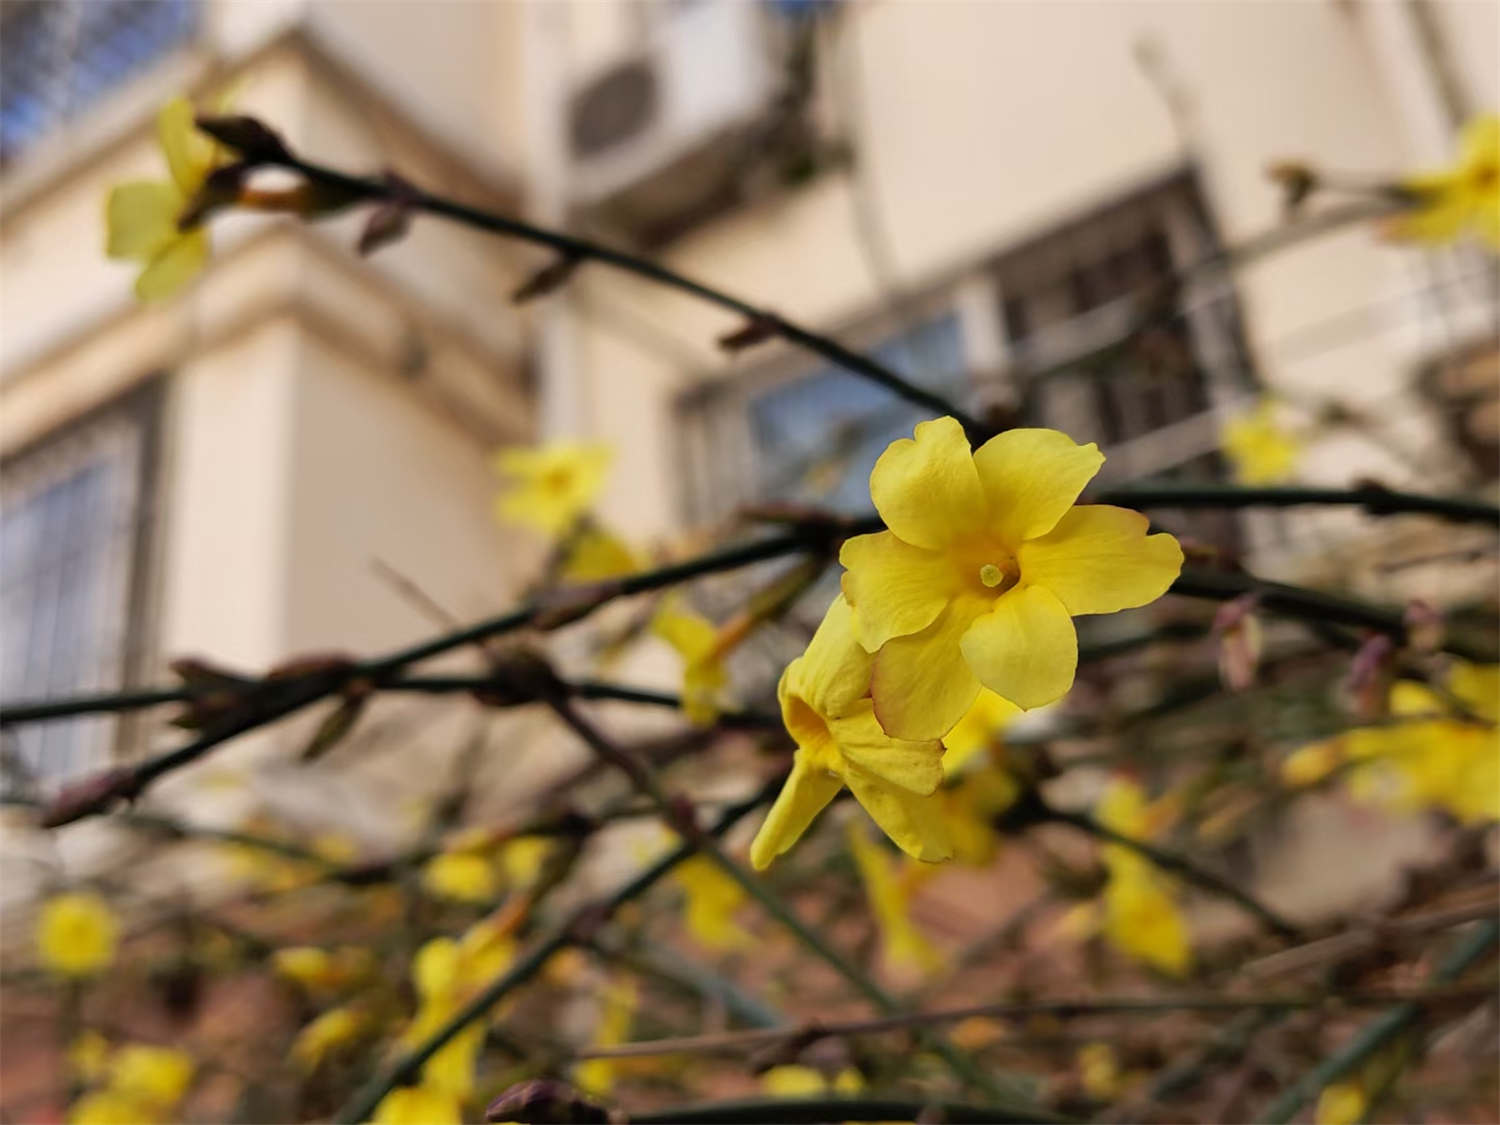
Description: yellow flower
xmin=1290 ymin=665 xmax=1498 ymax=824
xmin=1388 ymin=114 xmax=1500 ymax=250
xmin=1095 ymin=779 xmax=1193 ymax=976
xmin=372 ymin=1085 xmax=463 ymax=1125
xmin=846 ymin=823 xmax=942 ymax=975
xmin=651 ymin=597 xmax=729 ymax=725
xmin=492 ymin=442 xmax=612 ymax=535
xmin=105 ymin=97 xmax=223 ymax=301
xmin=1077 ymin=1042 xmax=1122 ymax=1100
xmin=37 ymin=892 xmax=119 ymax=978
xmin=1221 ymin=401 xmax=1299 ymax=485
xmin=401 ymin=913 xmax=519 ymax=1102
xmin=942 ymin=689 xmax=1021 ymax=778
xmin=108 ymin=1045 xmax=194 ymax=1110
xmin=563 ymin=525 xmax=641 ymax=581
xmin=572 ymin=977 xmax=638 ymax=1095
xmin=1102 ymin=857 xmax=1192 ymax=976
xmin=674 ymin=854 xmax=752 ymax=951
xmin=422 ymin=851 xmax=499 ymax=904
xmin=1315 ymin=1081 xmax=1367 ymax=1125
xmin=761 ymin=1064 xmax=865 ymax=1096
xmin=272 ymin=945 xmax=376 ymax=995
xmin=291 ymin=1006 xmax=368 ymax=1071
xmin=751 ymin=595 xmax=949 ymax=868
xmin=69 ymin=1031 xmax=112 ymax=1083
xmin=841 ymin=418 xmax=1182 ymax=740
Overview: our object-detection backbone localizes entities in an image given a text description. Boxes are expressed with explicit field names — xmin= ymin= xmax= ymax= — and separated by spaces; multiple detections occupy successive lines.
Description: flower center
xmin=979 ymin=563 xmax=1005 ymax=588
xmin=542 ymin=467 xmax=574 ymax=494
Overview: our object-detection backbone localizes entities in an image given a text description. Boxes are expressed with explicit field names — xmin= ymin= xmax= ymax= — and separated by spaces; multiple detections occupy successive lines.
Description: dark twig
xmin=624 ymin=1096 xmax=1074 ymax=1125
xmin=260 ymin=149 xmax=988 ymax=440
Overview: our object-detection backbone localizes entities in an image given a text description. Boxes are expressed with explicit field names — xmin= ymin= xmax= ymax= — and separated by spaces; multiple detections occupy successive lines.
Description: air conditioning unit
xmin=564 ymin=0 xmax=787 ymax=243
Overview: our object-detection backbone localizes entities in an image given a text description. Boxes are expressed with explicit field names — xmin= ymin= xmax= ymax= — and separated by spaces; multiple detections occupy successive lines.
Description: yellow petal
xmin=870 ymin=598 xmax=985 ymax=740
xmin=830 ymin=702 xmax=944 ymax=795
xmin=972 ymin=428 xmax=1104 ymax=546
xmin=749 ymin=756 xmax=843 ymax=869
xmin=1315 ymin=1082 xmax=1367 ymax=1125
xmin=761 ymin=1065 xmax=829 ymax=1096
xmin=651 ymin=598 xmax=718 ymax=663
xmin=135 ymin=230 xmax=209 ymax=302
xmin=868 ymin=416 xmax=985 ymax=550
xmin=108 ymin=1045 xmax=194 ymax=1109
xmin=1017 ymin=505 xmax=1182 ymax=615
xmin=846 ymin=821 xmax=942 ymax=973
xmin=412 ymin=937 xmax=462 ymax=1003
xmin=1103 ymin=865 xmax=1192 ymax=975
xmin=960 ymin=585 xmax=1077 ymax=710
xmin=67 ymin=1091 xmax=152 ymax=1125
xmin=372 ymin=1086 xmax=463 ymax=1125
xmin=845 ymin=765 xmax=953 ymax=862
xmin=1458 ymin=114 xmax=1500 ymax=173
xmin=784 ymin=594 xmax=873 ymax=719
xmin=422 ymin=851 xmax=498 ymax=904
xmin=839 ymin=531 xmax=955 ymax=651
xmin=104 ymin=181 xmax=182 ymax=260
xmin=421 ymin=1022 xmax=483 ymax=1098
xmin=156 ymin=95 xmax=214 ymax=195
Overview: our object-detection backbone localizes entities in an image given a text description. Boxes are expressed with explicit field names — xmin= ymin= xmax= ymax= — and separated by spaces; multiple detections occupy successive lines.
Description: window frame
xmin=0 ymin=378 xmax=166 ymax=784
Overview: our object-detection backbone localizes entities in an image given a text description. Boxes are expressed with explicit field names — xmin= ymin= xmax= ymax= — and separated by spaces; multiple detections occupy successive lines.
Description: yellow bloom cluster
xmin=1388 ymin=115 xmax=1500 ymax=251
xmin=1282 ymin=663 xmax=1499 ymax=824
xmin=371 ymin=910 xmax=521 ymax=1122
xmin=272 ymin=944 xmax=377 ymax=996
xmin=754 ymin=419 xmax=1181 ymax=866
xmin=651 ymin=597 xmax=732 ymax=725
xmin=421 ymin=834 xmax=553 ymax=905
xmin=760 ymin=1063 xmax=864 ymax=1096
xmin=68 ymin=1043 xmax=195 ymax=1125
xmin=36 ymin=892 xmax=118 ymax=978
xmin=1095 ymin=778 xmax=1193 ymax=976
xmin=673 ymin=853 xmax=752 ymax=952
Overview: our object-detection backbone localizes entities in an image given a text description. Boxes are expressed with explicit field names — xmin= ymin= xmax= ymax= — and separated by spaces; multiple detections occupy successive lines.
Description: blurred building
xmin=2 ymin=0 xmax=1496 ymax=799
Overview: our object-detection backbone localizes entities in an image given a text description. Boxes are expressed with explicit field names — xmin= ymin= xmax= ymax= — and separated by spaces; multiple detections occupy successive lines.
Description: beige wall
xmin=552 ymin=0 xmax=1495 ymax=557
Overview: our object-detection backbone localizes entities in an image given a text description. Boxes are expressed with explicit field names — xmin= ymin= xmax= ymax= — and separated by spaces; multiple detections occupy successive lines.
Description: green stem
xmin=1259 ymin=919 xmax=1499 ymax=1123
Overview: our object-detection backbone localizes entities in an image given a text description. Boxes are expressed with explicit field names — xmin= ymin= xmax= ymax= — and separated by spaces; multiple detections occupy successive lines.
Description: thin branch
xmin=1034 ymin=795 xmax=1303 ymax=940
xmin=266 ymin=150 xmax=989 ymax=441
xmin=1259 ymin=919 xmax=1498 ymax=1123
xmin=542 ymin=693 xmax=1011 ymax=1101
xmin=1092 ymin=483 xmax=1500 ymax=527
xmin=622 ymin=1096 xmax=1074 ymax=1125
xmin=331 ymin=776 xmax=774 ymax=1124
xmin=571 ymin=985 xmax=1497 ymax=1061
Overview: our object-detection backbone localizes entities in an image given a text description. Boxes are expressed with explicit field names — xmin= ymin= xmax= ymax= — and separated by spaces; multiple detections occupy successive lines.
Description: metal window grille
xmin=0 ymin=0 xmax=198 ymax=168
xmin=995 ymin=169 xmax=1256 ymax=552
xmin=1 ymin=385 xmax=161 ymax=785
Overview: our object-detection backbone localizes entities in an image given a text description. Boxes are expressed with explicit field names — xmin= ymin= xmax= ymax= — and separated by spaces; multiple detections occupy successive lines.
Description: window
xmin=0 ymin=0 xmax=198 ymax=168
xmin=678 ymin=309 xmax=967 ymax=523
xmin=1 ymin=385 xmax=161 ymax=785
xmin=993 ymin=169 xmax=1255 ymax=551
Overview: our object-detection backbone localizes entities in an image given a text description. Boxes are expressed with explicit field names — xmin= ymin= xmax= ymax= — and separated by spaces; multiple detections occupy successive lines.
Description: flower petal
xmin=839 ymin=532 xmax=954 ymax=651
xmin=870 ymin=598 xmax=986 ymax=741
xmin=785 ymin=594 xmax=873 ymax=719
xmin=1017 ymin=505 xmax=1183 ymax=615
xmin=134 ymin=230 xmax=208 ymax=301
xmin=960 ymin=584 xmax=1077 ymax=709
xmin=157 ymin=95 xmax=215 ymax=195
xmin=972 ymin=428 xmax=1104 ymax=545
xmin=845 ymin=766 xmax=952 ymax=862
xmin=869 ymin=416 xmax=984 ymax=550
xmin=105 ymin=181 xmax=181 ymax=261
xmin=749 ymin=756 xmax=843 ymax=870
xmin=830 ymin=701 xmax=944 ymax=795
